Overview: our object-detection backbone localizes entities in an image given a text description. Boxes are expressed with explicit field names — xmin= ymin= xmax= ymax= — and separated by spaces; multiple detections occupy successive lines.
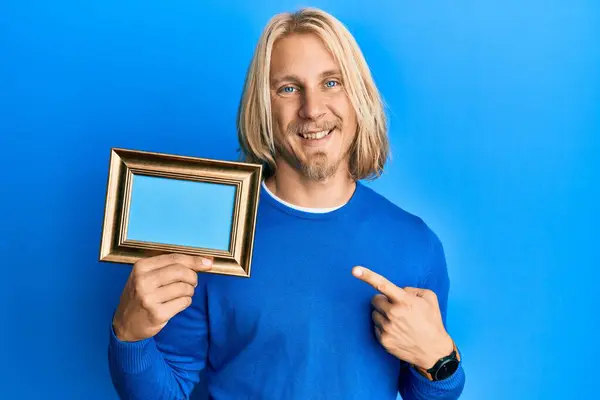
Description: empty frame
xmin=99 ymin=148 xmax=262 ymax=277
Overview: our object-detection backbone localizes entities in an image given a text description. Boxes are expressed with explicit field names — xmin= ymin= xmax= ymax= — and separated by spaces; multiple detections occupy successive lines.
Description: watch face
xmin=434 ymin=359 xmax=459 ymax=381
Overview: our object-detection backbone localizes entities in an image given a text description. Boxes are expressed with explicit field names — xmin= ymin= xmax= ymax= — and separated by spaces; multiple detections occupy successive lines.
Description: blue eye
xmin=282 ymin=86 xmax=296 ymax=93
xmin=325 ymin=80 xmax=338 ymax=88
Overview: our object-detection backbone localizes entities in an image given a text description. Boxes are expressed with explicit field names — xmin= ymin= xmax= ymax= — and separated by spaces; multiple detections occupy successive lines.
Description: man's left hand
xmin=352 ymin=266 xmax=454 ymax=370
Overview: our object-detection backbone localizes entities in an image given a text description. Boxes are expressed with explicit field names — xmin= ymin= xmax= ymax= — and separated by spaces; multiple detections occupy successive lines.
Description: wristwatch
xmin=413 ymin=341 xmax=461 ymax=381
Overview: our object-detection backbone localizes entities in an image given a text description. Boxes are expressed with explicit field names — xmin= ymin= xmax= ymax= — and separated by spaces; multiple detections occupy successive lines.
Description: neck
xmin=264 ymin=161 xmax=356 ymax=209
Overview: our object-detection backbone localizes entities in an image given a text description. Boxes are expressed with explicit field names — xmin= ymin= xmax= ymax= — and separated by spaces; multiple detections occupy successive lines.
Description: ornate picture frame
xmin=99 ymin=147 xmax=262 ymax=278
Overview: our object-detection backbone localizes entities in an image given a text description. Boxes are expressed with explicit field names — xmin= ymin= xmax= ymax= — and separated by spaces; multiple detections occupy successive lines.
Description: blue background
xmin=1 ymin=1 xmax=598 ymax=399
xmin=127 ymin=175 xmax=236 ymax=251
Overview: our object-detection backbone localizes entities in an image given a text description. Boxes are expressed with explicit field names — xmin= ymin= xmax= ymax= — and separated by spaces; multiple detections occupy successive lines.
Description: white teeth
xmin=300 ymin=130 xmax=331 ymax=140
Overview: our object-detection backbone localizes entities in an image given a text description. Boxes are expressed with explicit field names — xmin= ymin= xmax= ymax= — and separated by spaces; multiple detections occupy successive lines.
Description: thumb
xmin=403 ymin=287 xmax=425 ymax=297
xmin=403 ymin=287 xmax=437 ymax=303
xmin=192 ymin=256 xmax=214 ymax=272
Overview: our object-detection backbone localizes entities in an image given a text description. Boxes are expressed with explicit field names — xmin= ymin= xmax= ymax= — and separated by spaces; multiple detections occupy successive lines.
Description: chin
xmin=299 ymin=154 xmax=342 ymax=181
xmin=276 ymin=128 xmax=350 ymax=179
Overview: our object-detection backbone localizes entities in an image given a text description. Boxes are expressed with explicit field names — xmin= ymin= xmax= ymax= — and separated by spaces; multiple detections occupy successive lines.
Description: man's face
xmin=269 ymin=32 xmax=357 ymax=181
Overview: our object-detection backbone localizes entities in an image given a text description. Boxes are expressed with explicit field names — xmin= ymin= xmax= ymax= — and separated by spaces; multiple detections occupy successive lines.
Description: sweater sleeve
xmin=397 ymin=226 xmax=466 ymax=400
xmin=108 ymin=279 xmax=210 ymax=400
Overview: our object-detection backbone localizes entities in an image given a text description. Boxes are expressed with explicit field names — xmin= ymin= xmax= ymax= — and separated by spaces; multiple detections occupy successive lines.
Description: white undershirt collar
xmin=261 ymin=180 xmax=345 ymax=213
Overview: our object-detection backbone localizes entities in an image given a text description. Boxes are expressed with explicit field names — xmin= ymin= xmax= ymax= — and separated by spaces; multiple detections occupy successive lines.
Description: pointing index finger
xmin=352 ymin=266 xmax=407 ymax=303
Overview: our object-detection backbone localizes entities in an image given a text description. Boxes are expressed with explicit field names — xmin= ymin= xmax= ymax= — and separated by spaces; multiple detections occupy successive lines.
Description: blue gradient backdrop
xmin=1 ymin=1 xmax=598 ymax=399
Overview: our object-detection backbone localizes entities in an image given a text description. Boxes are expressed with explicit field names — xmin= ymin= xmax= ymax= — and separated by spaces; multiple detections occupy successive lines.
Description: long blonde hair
xmin=236 ymin=7 xmax=389 ymax=181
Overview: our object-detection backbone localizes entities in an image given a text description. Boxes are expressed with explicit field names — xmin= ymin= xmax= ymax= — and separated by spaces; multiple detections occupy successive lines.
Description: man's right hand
xmin=112 ymin=253 xmax=213 ymax=342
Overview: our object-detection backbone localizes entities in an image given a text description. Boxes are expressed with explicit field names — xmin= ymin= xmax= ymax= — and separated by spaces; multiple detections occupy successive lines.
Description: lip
xmin=297 ymin=128 xmax=335 ymax=147
xmin=304 ymin=129 xmax=327 ymax=134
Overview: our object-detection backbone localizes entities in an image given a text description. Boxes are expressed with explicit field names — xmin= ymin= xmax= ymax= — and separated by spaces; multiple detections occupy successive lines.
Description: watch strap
xmin=413 ymin=340 xmax=460 ymax=381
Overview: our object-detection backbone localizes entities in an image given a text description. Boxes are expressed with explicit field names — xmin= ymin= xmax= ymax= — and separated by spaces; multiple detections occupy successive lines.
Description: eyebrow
xmin=271 ymin=69 xmax=342 ymax=87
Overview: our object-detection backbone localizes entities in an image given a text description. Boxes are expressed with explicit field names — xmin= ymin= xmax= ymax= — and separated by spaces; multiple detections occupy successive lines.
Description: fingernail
xmin=202 ymin=257 xmax=212 ymax=266
xmin=353 ymin=267 xmax=363 ymax=276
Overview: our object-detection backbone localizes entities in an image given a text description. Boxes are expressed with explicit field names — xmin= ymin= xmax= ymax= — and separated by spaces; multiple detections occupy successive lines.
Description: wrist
xmin=418 ymin=333 xmax=454 ymax=370
xmin=112 ymin=316 xmax=135 ymax=342
xmin=412 ymin=335 xmax=461 ymax=382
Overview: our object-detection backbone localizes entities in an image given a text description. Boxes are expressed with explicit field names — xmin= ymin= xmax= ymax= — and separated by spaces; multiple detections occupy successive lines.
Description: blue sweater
xmin=108 ymin=181 xmax=465 ymax=399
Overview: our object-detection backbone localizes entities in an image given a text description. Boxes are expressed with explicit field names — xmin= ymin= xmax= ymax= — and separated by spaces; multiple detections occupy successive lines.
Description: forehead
xmin=270 ymin=32 xmax=339 ymax=80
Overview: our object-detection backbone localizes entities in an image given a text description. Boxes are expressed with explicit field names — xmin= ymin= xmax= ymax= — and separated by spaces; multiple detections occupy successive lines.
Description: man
xmin=108 ymin=7 xmax=465 ymax=400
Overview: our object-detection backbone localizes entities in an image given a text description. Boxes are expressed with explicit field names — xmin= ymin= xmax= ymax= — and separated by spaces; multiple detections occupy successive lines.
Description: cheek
xmin=272 ymin=101 xmax=298 ymax=133
xmin=330 ymin=94 xmax=355 ymax=124
xmin=337 ymin=102 xmax=357 ymax=137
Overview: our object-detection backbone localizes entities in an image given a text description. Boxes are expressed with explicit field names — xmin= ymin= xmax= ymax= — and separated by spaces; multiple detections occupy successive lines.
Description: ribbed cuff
xmin=108 ymin=324 xmax=159 ymax=375
xmin=409 ymin=363 xmax=465 ymax=397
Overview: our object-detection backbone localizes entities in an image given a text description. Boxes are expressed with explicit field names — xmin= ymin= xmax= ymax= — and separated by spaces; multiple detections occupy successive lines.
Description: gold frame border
xmin=99 ymin=147 xmax=262 ymax=278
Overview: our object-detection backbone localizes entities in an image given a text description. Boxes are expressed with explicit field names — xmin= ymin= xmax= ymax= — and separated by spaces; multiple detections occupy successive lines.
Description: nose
xmin=298 ymin=88 xmax=326 ymax=120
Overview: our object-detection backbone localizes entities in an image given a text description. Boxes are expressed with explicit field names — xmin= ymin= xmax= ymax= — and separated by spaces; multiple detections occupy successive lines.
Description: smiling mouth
xmin=298 ymin=129 xmax=333 ymax=140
